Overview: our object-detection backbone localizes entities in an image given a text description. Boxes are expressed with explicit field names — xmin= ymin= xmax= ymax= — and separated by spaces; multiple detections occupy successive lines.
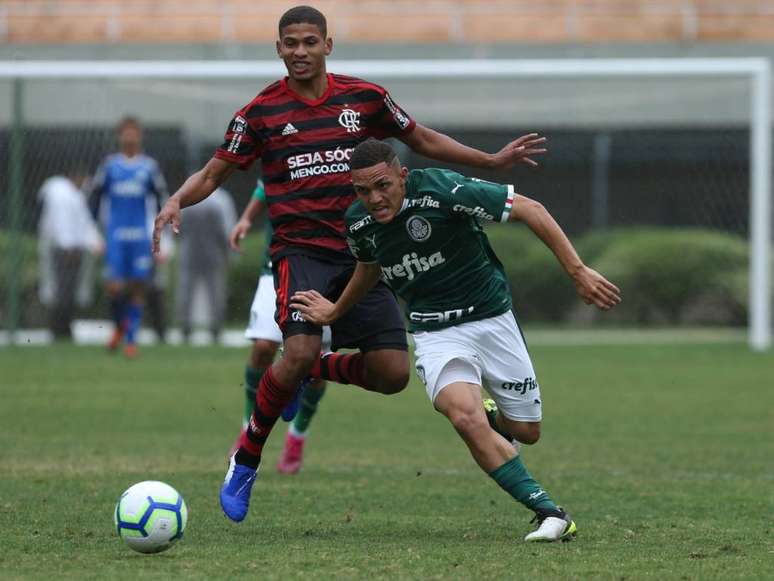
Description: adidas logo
xmin=282 ymin=123 xmax=299 ymax=136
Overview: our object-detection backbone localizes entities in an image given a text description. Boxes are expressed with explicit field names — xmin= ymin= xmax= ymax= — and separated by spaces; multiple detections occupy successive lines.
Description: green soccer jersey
xmin=252 ymin=180 xmax=272 ymax=276
xmin=345 ymin=168 xmax=515 ymax=332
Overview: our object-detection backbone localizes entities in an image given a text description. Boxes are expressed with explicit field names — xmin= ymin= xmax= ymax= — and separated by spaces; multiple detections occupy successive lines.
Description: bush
xmin=0 ymin=229 xmax=45 ymax=327
xmin=486 ymin=224 xmax=576 ymax=321
xmin=590 ymin=228 xmax=748 ymax=325
xmin=0 ymin=226 xmax=752 ymax=328
xmin=485 ymin=225 xmax=749 ymax=325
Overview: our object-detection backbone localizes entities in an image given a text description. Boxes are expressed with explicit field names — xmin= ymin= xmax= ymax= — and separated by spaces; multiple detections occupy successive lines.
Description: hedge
xmin=488 ymin=226 xmax=748 ymax=325
xmin=0 ymin=226 xmax=752 ymax=327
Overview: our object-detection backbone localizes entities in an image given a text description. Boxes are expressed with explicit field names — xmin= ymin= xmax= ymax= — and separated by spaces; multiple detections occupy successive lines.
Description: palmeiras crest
xmin=406 ymin=216 xmax=431 ymax=242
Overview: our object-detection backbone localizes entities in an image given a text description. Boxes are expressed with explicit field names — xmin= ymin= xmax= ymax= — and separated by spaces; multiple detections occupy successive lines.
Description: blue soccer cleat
xmin=219 ymin=454 xmax=258 ymax=522
xmin=280 ymin=377 xmax=310 ymax=422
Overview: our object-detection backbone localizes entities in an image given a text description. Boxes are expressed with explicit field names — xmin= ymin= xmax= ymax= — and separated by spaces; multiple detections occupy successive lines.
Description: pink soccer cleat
xmin=276 ymin=432 xmax=305 ymax=474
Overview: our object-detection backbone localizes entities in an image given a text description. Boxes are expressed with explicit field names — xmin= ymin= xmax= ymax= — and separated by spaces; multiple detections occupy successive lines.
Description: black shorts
xmin=273 ymin=253 xmax=407 ymax=353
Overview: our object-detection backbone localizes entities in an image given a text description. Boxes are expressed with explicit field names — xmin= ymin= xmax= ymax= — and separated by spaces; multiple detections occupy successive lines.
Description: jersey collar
xmin=281 ymin=73 xmax=336 ymax=106
xmin=118 ymin=152 xmax=143 ymax=164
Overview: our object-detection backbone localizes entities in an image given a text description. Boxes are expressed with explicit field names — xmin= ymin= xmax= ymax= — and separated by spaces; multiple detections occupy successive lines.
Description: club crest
xmin=406 ymin=216 xmax=431 ymax=242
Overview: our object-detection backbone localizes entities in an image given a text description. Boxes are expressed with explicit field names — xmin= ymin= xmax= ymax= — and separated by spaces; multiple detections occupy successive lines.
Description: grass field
xmin=1 ymin=340 xmax=772 ymax=580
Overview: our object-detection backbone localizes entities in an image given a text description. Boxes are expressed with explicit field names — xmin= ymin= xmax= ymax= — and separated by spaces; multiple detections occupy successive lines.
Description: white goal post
xmin=0 ymin=58 xmax=770 ymax=350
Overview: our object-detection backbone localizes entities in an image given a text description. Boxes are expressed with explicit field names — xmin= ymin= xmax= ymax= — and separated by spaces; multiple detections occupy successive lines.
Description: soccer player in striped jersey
xmin=229 ymin=178 xmax=329 ymax=473
xmin=91 ymin=116 xmax=168 ymax=358
xmin=291 ymin=139 xmax=621 ymax=541
xmin=152 ymin=5 xmax=546 ymax=522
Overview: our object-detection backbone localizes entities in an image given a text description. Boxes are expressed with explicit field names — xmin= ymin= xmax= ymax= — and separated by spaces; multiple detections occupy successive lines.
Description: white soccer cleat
xmin=524 ymin=509 xmax=577 ymax=542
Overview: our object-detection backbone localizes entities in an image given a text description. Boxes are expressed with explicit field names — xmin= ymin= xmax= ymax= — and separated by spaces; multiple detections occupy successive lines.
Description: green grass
xmin=0 ymin=341 xmax=772 ymax=580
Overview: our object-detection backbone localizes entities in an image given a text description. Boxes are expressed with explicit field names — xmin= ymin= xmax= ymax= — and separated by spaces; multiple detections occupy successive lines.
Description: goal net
xmin=0 ymin=59 xmax=770 ymax=349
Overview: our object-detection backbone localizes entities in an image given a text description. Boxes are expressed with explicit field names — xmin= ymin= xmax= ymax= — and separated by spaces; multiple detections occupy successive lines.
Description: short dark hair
xmin=116 ymin=115 xmax=142 ymax=134
xmin=350 ymin=139 xmax=398 ymax=170
xmin=279 ymin=5 xmax=327 ymax=38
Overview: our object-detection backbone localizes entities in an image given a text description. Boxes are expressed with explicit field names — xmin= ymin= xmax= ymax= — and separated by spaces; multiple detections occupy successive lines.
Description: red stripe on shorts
xmin=276 ymin=258 xmax=290 ymax=332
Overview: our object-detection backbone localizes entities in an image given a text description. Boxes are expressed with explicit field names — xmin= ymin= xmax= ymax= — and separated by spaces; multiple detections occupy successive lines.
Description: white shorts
xmin=245 ymin=274 xmax=283 ymax=343
xmin=412 ymin=310 xmax=542 ymax=422
xmin=244 ymin=273 xmax=331 ymax=348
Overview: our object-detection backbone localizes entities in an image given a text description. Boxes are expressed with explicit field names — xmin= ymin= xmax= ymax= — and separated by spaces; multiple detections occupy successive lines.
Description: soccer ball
xmin=114 ymin=481 xmax=188 ymax=554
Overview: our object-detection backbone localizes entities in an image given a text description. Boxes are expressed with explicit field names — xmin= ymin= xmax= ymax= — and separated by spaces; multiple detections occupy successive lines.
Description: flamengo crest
xmin=338 ymin=108 xmax=361 ymax=133
xmin=406 ymin=215 xmax=432 ymax=242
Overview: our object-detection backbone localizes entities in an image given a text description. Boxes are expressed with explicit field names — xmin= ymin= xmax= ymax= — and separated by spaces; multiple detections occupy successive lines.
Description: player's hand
xmin=290 ymin=290 xmax=338 ymax=325
xmin=572 ymin=265 xmax=621 ymax=311
xmin=490 ymin=133 xmax=547 ymax=169
xmin=229 ymin=218 xmax=252 ymax=252
xmin=153 ymin=198 xmax=181 ymax=255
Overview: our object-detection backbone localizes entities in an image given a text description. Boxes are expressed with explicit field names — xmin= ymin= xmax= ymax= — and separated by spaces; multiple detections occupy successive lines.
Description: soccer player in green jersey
xmin=229 ymin=179 xmax=328 ymax=472
xmin=291 ymin=139 xmax=621 ymax=542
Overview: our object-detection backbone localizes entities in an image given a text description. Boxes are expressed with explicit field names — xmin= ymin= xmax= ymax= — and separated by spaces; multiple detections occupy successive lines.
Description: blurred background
xmin=0 ymin=0 xmax=771 ymax=346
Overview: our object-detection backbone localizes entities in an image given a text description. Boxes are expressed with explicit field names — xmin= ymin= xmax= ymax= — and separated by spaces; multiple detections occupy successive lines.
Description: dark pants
xmin=176 ymin=259 xmax=227 ymax=342
xmin=146 ymin=283 xmax=167 ymax=342
xmin=50 ymin=248 xmax=83 ymax=340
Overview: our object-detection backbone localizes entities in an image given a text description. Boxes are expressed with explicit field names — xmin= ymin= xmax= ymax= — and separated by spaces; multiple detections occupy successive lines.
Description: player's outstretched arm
xmin=152 ymin=157 xmax=236 ymax=254
xmin=229 ymin=198 xmax=266 ymax=251
xmin=290 ymin=262 xmax=383 ymax=325
xmin=400 ymin=124 xmax=547 ymax=170
xmin=509 ymin=194 xmax=621 ymax=311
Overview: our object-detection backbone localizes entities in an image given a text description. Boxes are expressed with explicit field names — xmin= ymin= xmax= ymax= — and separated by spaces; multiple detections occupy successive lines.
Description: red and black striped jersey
xmin=215 ymin=73 xmax=416 ymax=263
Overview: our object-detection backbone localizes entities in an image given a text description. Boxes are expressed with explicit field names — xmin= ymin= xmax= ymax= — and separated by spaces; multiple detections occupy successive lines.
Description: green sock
xmin=489 ymin=455 xmax=559 ymax=514
xmin=243 ymin=366 xmax=264 ymax=426
xmin=292 ymin=383 xmax=327 ymax=434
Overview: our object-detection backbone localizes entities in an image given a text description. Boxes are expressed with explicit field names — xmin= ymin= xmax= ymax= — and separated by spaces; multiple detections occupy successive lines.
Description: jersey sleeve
xmin=214 ymin=106 xmax=263 ymax=170
xmin=368 ymin=86 xmax=416 ymax=138
xmin=346 ymin=235 xmax=377 ymax=263
xmin=429 ymin=169 xmax=515 ymax=223
xmin=345 ymin=207 xmax=378 ymax=263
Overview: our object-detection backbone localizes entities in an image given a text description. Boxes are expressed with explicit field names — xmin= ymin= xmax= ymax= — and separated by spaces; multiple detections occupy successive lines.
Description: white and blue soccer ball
xmin=114 ymin=480 xmax=188 ymax=554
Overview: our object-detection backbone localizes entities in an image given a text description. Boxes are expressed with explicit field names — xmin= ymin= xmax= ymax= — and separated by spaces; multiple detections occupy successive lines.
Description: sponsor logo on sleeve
xmin=383 ymin=94 xmax=411 ymax=130
xmin=452 ymin=204 xmax=494 ymax=221
xmin=227 ymin=116 xmax=248 ymax=153
xmin=231 ymin=116 xmax=247 ymax=134
xmin=349 ymin=214 xmax=375 ymax=232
